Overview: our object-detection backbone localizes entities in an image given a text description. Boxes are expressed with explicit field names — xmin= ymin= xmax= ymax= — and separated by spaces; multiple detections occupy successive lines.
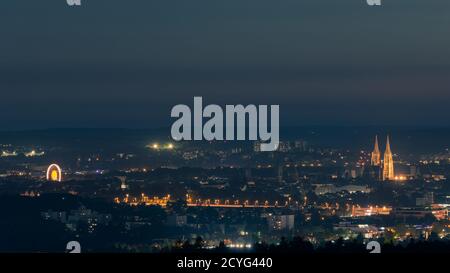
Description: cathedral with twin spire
xmin=371 ymin=135 xmax=395 ymax=181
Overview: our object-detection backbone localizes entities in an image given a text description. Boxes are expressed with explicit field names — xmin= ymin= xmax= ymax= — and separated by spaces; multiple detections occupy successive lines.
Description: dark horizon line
xmin=0 ymin=124 xmax=449 ymax=133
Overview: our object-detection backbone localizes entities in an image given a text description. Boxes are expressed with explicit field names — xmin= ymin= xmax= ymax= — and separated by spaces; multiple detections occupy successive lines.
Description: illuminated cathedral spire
xmin=383 ymin=135 xmax=395 ymax=181
xmin=371 ymin=135 xmax=381 ymax=166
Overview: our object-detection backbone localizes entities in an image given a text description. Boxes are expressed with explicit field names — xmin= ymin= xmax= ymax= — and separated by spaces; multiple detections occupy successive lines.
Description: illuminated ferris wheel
xmin=46 ymin=164 xmax=62 ymax=182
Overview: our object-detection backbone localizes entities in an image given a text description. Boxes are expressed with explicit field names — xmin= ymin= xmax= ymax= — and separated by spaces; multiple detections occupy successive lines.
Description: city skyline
xmin=1 ymin=0 xmax=450 ymax=260
xmin=0 ymin=128 xmax=448 ymax=254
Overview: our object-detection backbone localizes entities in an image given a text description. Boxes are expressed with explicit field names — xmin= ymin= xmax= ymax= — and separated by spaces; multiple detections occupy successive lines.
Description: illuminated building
xmin=314 ymin=184 xmax=371 ymax=195
xmin=117 ymin=176 xmax=128 ymax=190
xmin=253 ymin=141 xmax=261 ymax=152
xmin=334 ymin=223 xmax=380 ymax=239
xmin=370 ymin=135 xmax=381 ymax=166
xmin=416 ymin=192 xmax=434 ymax=207
xmin=393 ymin=206 xmax=448 ymax=221
xmin=277 ymin=165 xmax=283 ymax=183
xmin=25 ymin=150 xmax=45 ymax=157
xmin=351 ymin=206 xmax=392 ymax=217
xmin=266 ymin=214 xmax=295 ymax=231
xmin=1 ymin=151 xmax=17 ymax=157
xmin=166 ymin=214 xmax=188 ymax=227
xmin=382 ymin=135 xmax=395 ymax=181
xmin=115 ymin=194 xmax=171 ymax=207
xmin=46 ymin=164 xmax=62 ymax=182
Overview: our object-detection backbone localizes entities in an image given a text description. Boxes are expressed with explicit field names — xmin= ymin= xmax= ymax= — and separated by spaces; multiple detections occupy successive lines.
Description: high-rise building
xmin=266 ymin=214 xmax=295 ymax=231
xmin=410 ymin=165 xmax=420 ymax=179
xmin=245 ymin=168 xmax=252 ymax=181
xmin=416 ymin=192 xmax=434 ymax=206
xmin=277 ymin=141 xmax=291 ymax=152
xmin=253 ymin=141 xmax=261 ymax=152
xmin=371 ymin=135 xmax=381 ymax=166
xmin=294 ymin=140 xmax=308 ymax=152
xmin=277 ymin=165 xmax=284 ymax=183
xmin=383 ymin=135 xmax=395 ymax=181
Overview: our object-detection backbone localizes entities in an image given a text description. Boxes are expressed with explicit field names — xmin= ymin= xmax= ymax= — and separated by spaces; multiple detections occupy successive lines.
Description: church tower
xmin=371 ymin=135 xmax=381 ymax=166
xmin=383 ymin=135 xmax=395 ymax=181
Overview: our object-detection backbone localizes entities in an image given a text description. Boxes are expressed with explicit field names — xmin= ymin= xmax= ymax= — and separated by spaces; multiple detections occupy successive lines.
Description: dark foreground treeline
xmin=170 ymin=236 xmax=450 ymax=254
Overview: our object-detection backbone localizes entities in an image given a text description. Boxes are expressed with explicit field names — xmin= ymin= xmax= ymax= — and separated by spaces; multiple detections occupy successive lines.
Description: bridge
xmin=114 ymin=194 xmax=297 ymax=208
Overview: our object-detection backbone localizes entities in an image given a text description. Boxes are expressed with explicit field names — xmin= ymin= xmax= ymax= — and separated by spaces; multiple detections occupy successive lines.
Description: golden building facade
xmin=371 ymin=135 xmax=381 ymax=166
xmin=382 ymin=135 xmax=395 ymax=181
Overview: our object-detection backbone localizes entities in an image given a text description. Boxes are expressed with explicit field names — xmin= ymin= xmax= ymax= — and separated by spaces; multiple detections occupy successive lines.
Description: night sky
xmin=1 ymin=0 xmax=450 ymax=129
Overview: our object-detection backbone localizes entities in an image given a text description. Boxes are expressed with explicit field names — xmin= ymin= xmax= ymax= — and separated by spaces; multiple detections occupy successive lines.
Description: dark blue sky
xmin=1 ymin=0 xmax=450 ymax=129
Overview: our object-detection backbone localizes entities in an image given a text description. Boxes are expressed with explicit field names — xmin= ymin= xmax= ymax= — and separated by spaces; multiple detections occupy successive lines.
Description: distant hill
xmin=0 ymin=126 xmax=448 ymax=155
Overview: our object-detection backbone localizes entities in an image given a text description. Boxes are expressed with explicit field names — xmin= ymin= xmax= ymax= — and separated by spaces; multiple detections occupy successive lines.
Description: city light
xmin=394 ymin=176 xmax=407 ymax=181
xmin=147 ymin=143 xmax=175 ymax=151
xmin=25 ymin=150 xmax=45 ymax=157
xmin=1 ymin=151 xmax=18 ymax=157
